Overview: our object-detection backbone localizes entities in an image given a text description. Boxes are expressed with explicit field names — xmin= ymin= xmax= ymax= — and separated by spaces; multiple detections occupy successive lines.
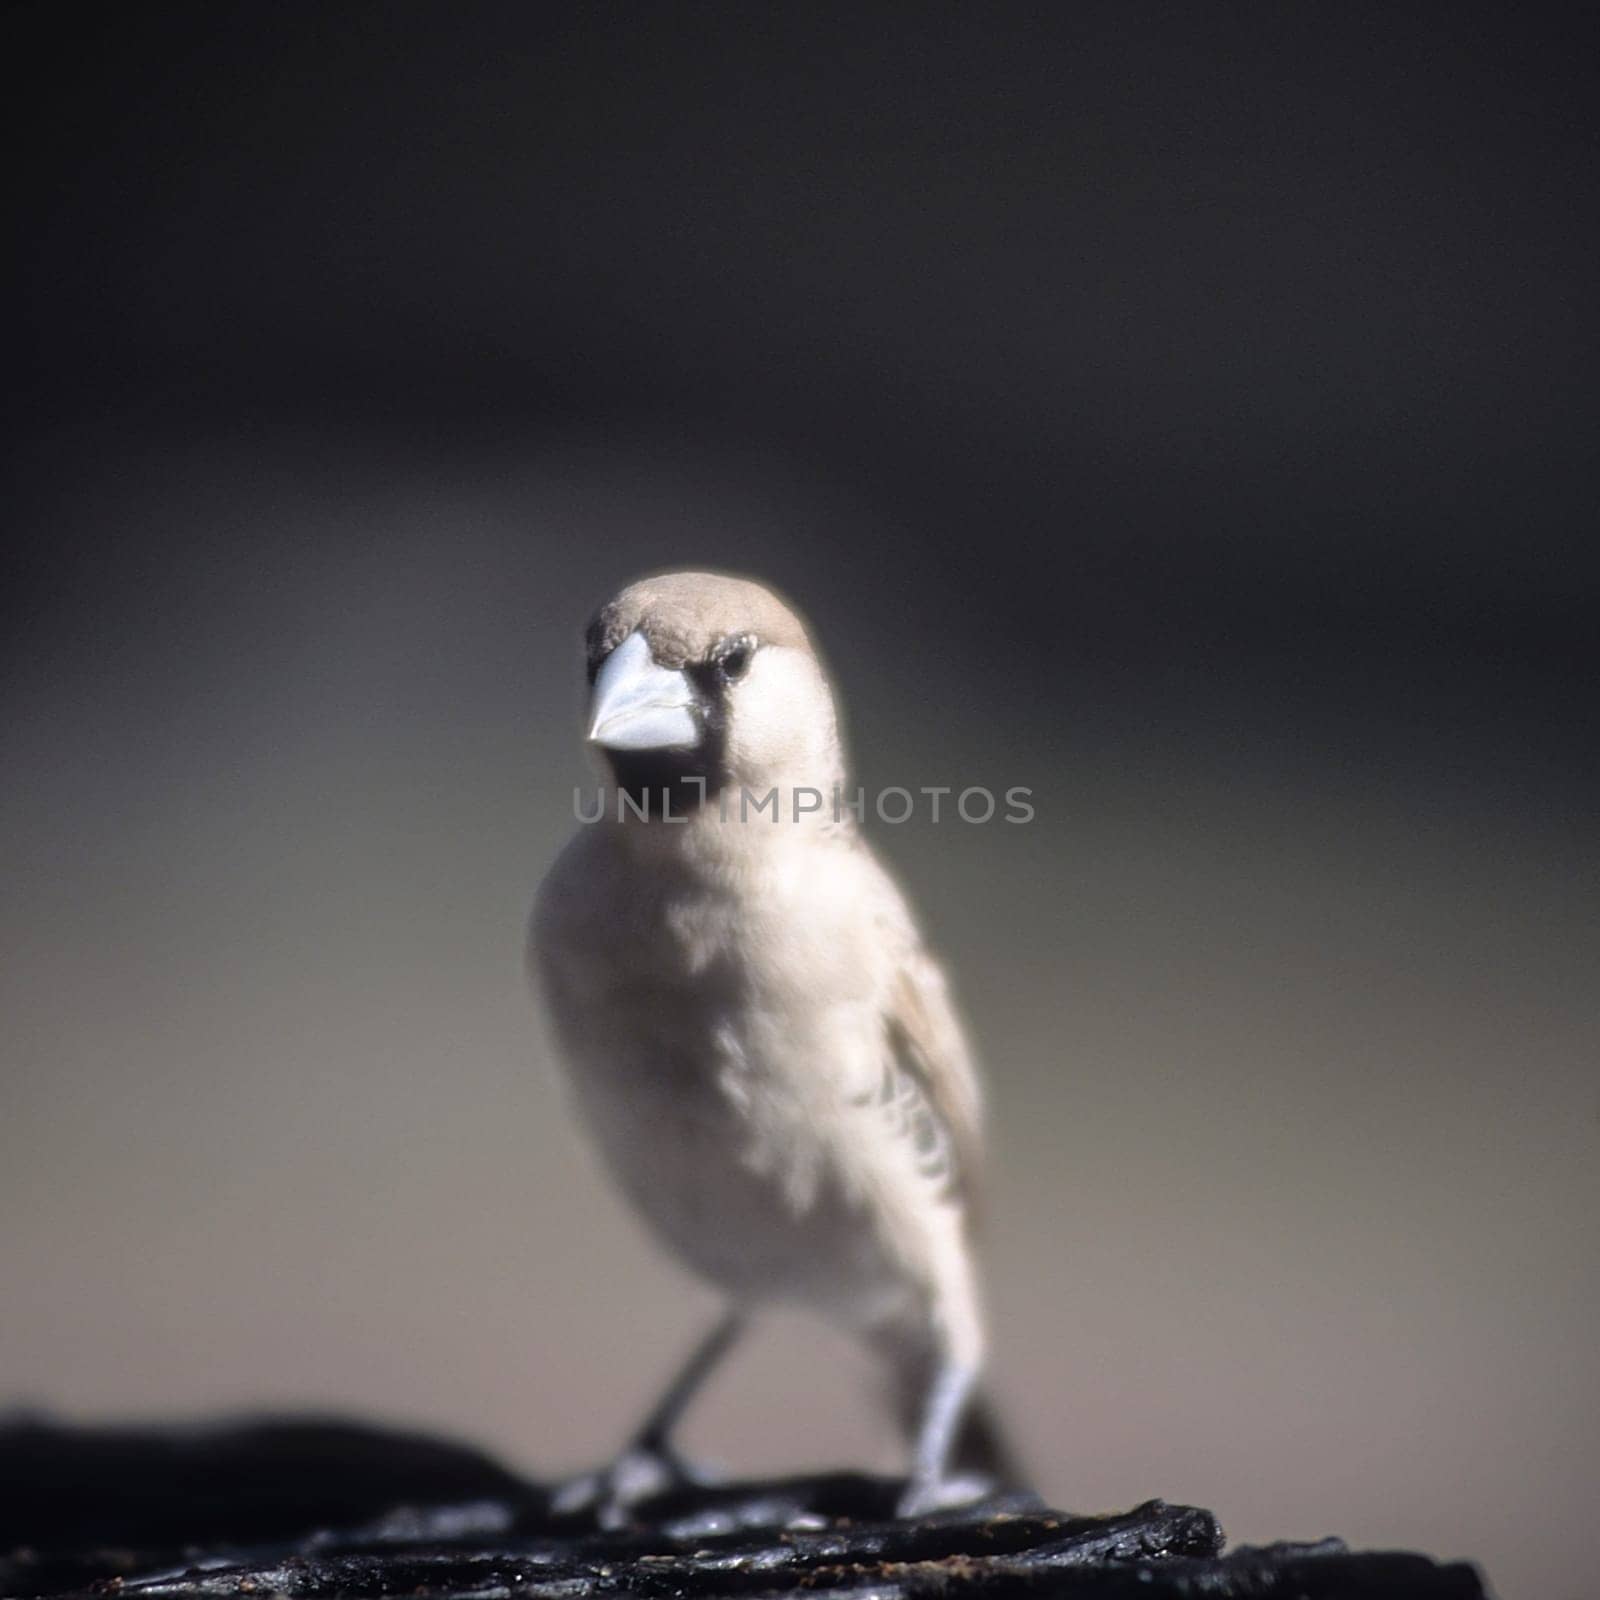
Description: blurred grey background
xmin=4 ymin=7 xmax=1596 ymax=1597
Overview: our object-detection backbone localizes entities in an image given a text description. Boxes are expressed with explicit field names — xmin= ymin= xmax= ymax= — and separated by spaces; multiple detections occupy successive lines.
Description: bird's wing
xmin=881 ymin=943 xmax=986 ymax=1220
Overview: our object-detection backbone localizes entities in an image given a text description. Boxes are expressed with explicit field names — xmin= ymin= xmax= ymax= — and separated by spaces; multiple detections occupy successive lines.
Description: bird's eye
xmin=716 ymin=634 xmax=756 ymax=682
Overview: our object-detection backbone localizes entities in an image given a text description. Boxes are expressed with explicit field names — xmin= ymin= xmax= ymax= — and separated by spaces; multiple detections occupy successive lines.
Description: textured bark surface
xmin=0 ymin=1418 xmax=1488 ymax=1598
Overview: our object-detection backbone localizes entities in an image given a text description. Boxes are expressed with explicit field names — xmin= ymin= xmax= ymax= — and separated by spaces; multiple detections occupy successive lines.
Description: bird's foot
xmin=551 ymin=1443 xmax=721 ymax=1529
xmin=895 ymin=1469 xmax=996 ymax=1519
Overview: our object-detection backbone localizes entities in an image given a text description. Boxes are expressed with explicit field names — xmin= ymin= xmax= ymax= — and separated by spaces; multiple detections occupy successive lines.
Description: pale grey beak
xmin=587 ymin=630 xmax=700 ymax=752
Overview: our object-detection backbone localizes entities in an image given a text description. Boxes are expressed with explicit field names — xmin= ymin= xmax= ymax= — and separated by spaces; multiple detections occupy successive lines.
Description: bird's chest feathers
xmin=562 ymin=850 xmax=872 ymax=1210
xmin=576 ymin=837 xmax=858 ymax=997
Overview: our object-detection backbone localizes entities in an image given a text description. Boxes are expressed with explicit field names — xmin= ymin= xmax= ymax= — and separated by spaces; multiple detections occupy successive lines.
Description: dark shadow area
xmin=0 ymin=1416 xmax=1486 ymax=1599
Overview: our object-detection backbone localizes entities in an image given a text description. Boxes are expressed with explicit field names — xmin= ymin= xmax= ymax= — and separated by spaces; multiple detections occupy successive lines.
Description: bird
xmin=530 ymin=570 xmax=1014 ymax=1521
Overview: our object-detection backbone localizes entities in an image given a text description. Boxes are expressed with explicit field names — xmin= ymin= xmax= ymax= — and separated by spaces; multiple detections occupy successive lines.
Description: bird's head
xmin=581 ymin=570 xmax=845 ymax=809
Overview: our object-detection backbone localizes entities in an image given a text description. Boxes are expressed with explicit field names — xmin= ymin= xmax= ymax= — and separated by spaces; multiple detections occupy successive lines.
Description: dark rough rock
xmin=0 ymin=1417 xmax=1489 ymax=1599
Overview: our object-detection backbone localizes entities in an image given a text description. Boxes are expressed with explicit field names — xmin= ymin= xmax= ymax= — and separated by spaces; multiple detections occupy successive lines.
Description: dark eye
xmin=716 ymin=633 xmax=756 ymax=682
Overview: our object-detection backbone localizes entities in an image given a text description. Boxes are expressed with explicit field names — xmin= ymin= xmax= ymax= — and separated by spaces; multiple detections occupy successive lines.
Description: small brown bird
xmin=531 ymin=571 xmax=1012 ymax=1519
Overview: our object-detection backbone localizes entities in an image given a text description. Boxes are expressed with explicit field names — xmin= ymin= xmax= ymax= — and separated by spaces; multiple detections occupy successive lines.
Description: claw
xmin=895 ymin=1470 xmax=994 ymax=1519
xmin=552 ymin=1445 xmax=721 ymax=1529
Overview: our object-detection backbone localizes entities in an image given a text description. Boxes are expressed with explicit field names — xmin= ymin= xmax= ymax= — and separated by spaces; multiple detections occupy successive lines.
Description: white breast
xmin=531 ymin=821 xmax=943 ymax=1332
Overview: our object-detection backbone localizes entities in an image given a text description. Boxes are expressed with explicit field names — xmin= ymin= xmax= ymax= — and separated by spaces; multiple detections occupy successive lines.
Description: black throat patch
xmin=601 ymin=688 xmax=728 ymax=817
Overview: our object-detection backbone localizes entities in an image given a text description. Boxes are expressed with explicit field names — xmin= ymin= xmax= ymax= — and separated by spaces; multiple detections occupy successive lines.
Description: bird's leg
xmin=629 ymin=1305 xmax=745 ymax=1460
xmin=895 ymin=1355 xmax=981 ymax=1518
xmin=553 ymin=1309 xmax=746 ymax=1525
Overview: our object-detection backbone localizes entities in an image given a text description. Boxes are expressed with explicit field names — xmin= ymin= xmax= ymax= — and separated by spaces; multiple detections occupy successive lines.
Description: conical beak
xmin=586 ymin=631 xmax=700 ymax=752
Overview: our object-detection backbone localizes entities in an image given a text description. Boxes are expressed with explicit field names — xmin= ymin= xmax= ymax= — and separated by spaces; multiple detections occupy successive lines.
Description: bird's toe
xmin=553 ymin=1444 xmax=721 ymax=1528
xmin=895 ymin=1470 xmax=995 ymax=1519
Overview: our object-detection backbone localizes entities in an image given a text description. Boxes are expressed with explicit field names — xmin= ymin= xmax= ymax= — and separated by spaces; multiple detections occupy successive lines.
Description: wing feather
xmin=881 ymin=948 xmax=985 ymax=1219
